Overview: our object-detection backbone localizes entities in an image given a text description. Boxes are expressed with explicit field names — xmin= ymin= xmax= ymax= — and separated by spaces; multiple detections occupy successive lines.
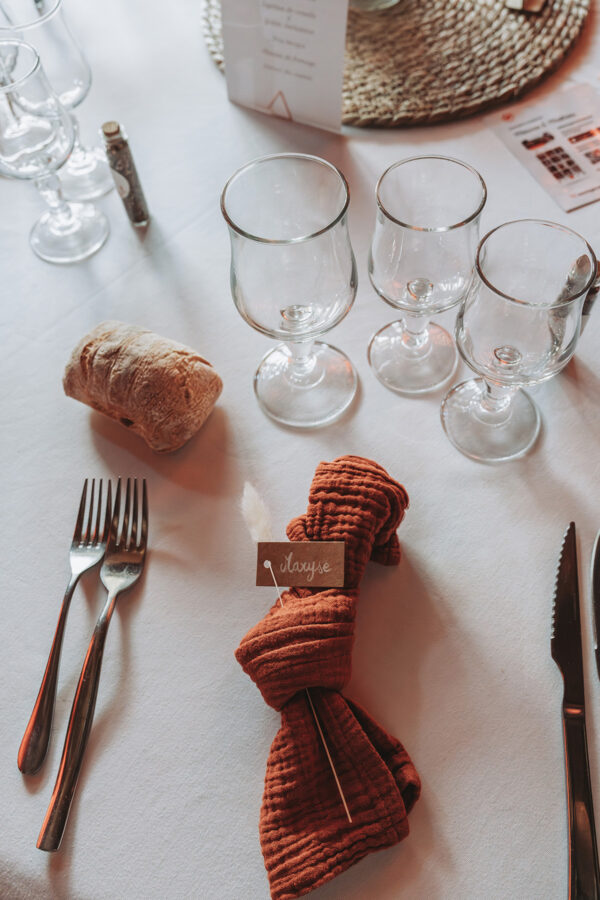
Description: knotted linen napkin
xmin=236 ymin=455 xmax=421 ymax=899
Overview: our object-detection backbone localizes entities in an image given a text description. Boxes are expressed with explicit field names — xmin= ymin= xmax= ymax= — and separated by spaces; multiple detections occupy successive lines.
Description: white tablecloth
xmin=2 ymin=2 xmax=600 ymax=898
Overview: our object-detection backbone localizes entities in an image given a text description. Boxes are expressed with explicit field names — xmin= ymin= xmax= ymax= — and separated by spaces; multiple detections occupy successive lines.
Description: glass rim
xmin=220 ymin=152 xmax=350 ymax=245
xmin=0 ymin=39 xmax=40 ymax=91
xmin=375 ymin=154 xmax=487 ymax=232
xmin=476 ymin=218 xmax=598 ymax=308
xmin=0 ymin=0 xmax=62 ymax=31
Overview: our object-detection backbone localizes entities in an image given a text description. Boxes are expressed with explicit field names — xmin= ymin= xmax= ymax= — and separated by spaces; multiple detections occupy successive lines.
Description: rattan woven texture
xmin=202 ymin=0 xmax=590 ymax=127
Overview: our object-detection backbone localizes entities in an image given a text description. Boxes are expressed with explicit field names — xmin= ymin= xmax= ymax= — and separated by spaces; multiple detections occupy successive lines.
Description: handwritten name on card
xmin=256 ymin=541 xmax=345 ymax=587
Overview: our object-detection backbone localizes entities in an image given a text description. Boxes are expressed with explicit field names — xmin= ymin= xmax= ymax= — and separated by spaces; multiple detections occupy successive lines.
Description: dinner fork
xmin=18 ymin=478 xmax=112 ymax=775
xmin=37 ymin=477 xmax=148 ymax=852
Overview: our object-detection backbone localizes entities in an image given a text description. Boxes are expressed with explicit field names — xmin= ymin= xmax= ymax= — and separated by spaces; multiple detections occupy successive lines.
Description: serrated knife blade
xmin=550 ymin=522 xmax=599 ymax=900
xmin=592 ymin=530 xmax=600 ymax=681
xmin=551 ymin=523 xmax=585 ymax=704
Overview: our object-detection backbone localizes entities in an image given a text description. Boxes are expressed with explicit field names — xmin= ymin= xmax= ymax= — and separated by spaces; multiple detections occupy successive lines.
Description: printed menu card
xmin=487 ymin=83 xmax=600 ymax=212
xmin=221 ymin=0 xmax=349 ymax=132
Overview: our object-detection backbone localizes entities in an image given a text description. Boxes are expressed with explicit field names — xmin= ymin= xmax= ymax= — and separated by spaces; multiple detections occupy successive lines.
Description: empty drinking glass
xmin=0 ymin=0 xmax=114 ymax=200
xmin=441 ymin=219 xmax=597 ymax=462
xmin=0 ymin=39 xmax=109 ymax=262
xmin=221 ymin=153 xmax=357 ymax=427
xmin=368 ymin=155 xmax=487 ymax=393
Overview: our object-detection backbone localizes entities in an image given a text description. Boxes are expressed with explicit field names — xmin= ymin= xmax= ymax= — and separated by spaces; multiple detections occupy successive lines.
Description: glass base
xmin=441 ymin=378 xmax=541 ymax=462
xmin=254 ymin=341 xmax=357 ymax=428
xmin=30 ymin=203 xmax=110 ymax=264
xmin=60 ymin=146 xmax=114 ymax=201
xmin=368 ymin=319 xmax=458 ymax=394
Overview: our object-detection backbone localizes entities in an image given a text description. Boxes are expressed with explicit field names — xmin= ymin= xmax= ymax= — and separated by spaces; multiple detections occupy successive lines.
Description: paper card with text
xmin=487 ymin=84 xmax=600 ymax=212
xmin=256 ymin=541 xmax=345 ymax=587
xmin=221 ymin=0 xmax=349 ymax=133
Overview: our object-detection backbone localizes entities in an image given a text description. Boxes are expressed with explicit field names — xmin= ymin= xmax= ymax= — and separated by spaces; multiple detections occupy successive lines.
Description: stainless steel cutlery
xmin=21 ymin=481 xmax=600 ymax=881
xmin=18 ymin=479 xmax=112 ymax=775
xmin=591 ymin=530 xmax=600 ymax=682
xmin=17 ymin=477 xmax=148 ymax=851
xmin=37 ymin=477 xmax=148 ymax=852
xmin=551 ymin=522 xmax=599 ymax=900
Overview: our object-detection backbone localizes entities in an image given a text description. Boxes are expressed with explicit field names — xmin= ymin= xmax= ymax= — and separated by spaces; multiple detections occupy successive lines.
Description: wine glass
xmin=441 ymin=219 xmax=597 ymax=462
xmin=368 ymin=156 xmax=487 ymax=394
xmin=0 ymin=0 xmax=114 ymax=200
xmin=0 ymin=38 xmax=109 ymax=262
xmin=221 ymin=153 xmax=358 ymax=428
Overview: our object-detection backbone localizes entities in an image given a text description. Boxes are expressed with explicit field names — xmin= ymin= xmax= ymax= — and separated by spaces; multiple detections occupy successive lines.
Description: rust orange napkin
xmin=236 ymin=455 xmax=420 ymax=899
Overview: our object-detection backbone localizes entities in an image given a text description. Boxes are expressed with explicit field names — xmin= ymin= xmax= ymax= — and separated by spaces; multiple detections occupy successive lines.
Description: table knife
xmin=592 ymin=530 xmax=600 ymax=682
xmin=551 ymin=522 xmax=600 ymax=899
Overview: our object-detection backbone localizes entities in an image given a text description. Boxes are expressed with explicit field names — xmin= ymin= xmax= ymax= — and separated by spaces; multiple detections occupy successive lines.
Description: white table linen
xmin=2 ymin=2 xmax=600 ymax=898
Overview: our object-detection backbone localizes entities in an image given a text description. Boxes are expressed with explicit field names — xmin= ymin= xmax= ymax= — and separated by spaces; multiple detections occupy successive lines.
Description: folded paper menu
xmin=221 ymin=0 xmax=349 ymax=132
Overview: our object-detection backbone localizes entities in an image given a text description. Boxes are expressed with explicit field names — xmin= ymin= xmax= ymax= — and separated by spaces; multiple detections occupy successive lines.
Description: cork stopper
xmin=102 ymin=121 xmax=124 ymax=142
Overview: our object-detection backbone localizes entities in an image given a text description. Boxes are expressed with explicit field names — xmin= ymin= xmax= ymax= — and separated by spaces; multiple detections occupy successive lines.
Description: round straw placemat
xmin=202 ymin=0 xmax=590 ymax=127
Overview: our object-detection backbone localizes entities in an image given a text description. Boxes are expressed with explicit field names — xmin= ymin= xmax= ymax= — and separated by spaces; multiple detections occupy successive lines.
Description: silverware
xmin=551 ymin=522 xmax=600 ymax=899
xmin=37 ymin=478 xmax=148 ymax=852
xmin=592 ymin=530 xmax=600 ymax=681
xmin=18 ymin=479 xmax=112 ymax=775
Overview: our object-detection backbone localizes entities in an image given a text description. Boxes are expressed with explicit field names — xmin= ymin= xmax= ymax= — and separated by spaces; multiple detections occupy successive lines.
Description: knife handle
xmin=562 ymin=707 xmax=600 ymax=899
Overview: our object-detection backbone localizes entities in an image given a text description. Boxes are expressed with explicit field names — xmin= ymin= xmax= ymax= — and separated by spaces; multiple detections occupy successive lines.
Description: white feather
xmin=240 ymin=482 xmax=274 ymax=542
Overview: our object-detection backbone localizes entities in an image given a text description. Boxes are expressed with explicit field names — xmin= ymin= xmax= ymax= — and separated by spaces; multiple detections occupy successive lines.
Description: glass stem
xmin=475 ymin=380 xmax=516 ymax=426
xmin=35 ymin=173 xmax=76 ymax=228
xmin=402 ymin=313 xmax=431 ymax=356
xmin=68 ymin=114 xmax=87 ymax=161
xmin=286 ymin=340 xmax=317 ymax=384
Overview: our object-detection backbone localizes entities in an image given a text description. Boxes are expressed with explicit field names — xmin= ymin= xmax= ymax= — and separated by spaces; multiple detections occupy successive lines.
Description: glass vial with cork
xmin=102 ymin=121 xmax=150 ymax=227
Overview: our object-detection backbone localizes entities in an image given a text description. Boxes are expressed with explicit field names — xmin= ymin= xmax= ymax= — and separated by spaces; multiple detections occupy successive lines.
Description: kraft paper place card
xmin=221 ymin=0 xmax=349 ymax=132
xmin=487 ymin=83 xmax=600 ymax=212
xmin=256 ymin=541 xmax=345 ymax=587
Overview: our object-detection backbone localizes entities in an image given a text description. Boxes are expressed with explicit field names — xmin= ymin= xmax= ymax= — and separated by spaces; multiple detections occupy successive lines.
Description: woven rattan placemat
xmin=202 ymin=0 xmax=590 ymax=127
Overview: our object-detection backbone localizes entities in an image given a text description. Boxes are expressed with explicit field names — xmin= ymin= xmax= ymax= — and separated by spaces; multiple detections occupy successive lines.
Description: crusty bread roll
xmin=63 ymin=321 xmax=223 ymax=453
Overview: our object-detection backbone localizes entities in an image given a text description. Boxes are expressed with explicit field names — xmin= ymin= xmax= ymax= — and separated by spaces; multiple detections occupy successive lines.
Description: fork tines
xmin=73 ymin=478 xmax=112 ymax=547
xmin=109 ymin=478 xmax=148 ymax=551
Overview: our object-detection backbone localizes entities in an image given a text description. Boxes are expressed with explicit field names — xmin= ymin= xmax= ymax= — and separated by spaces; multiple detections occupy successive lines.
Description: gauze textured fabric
xmin=236 ymin=456 xmax=421 ymax=900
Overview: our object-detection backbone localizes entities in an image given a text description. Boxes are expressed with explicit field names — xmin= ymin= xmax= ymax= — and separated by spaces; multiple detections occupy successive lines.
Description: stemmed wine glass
xmin=0 ymin=0 xmax=114 ymax=200
xmin=221 ymin=153 xmax=358 ymax=428
xmin=441 ymin=219 xmax=597 ymax=462
xmin=368 ymin=156 xmax=487 ymax=393
xmin=0 ymin=38 xmax=109 ymax=262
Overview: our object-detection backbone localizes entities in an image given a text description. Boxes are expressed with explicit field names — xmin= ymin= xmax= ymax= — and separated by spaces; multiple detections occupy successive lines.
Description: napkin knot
xmin=235 ymin=455 xmax=420 ymax=900
xmin=286 ymin=454 xmax=409 ymax=586
xmin=235 ymin=589 xmax=355 ymax=710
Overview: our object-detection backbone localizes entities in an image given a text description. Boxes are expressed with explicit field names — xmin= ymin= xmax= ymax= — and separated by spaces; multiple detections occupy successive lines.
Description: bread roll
xmin=63 ymin=321 xmax=223 ymax=453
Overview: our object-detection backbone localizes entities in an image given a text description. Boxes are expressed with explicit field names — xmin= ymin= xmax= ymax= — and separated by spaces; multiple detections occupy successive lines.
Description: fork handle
xmin=37 ymin=592 xmax=117 ymax=852
xmin=18 ymin=576 xmax=78 ymax=775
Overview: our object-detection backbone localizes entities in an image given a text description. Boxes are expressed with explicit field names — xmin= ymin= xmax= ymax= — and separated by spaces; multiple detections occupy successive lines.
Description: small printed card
xmin=487 ymin=83 xmax=600 ymax=212
xmin=257 ymin=541 xmax=345 ymax=587
xmin=220 ymin=0 xmax=349 ymax=132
